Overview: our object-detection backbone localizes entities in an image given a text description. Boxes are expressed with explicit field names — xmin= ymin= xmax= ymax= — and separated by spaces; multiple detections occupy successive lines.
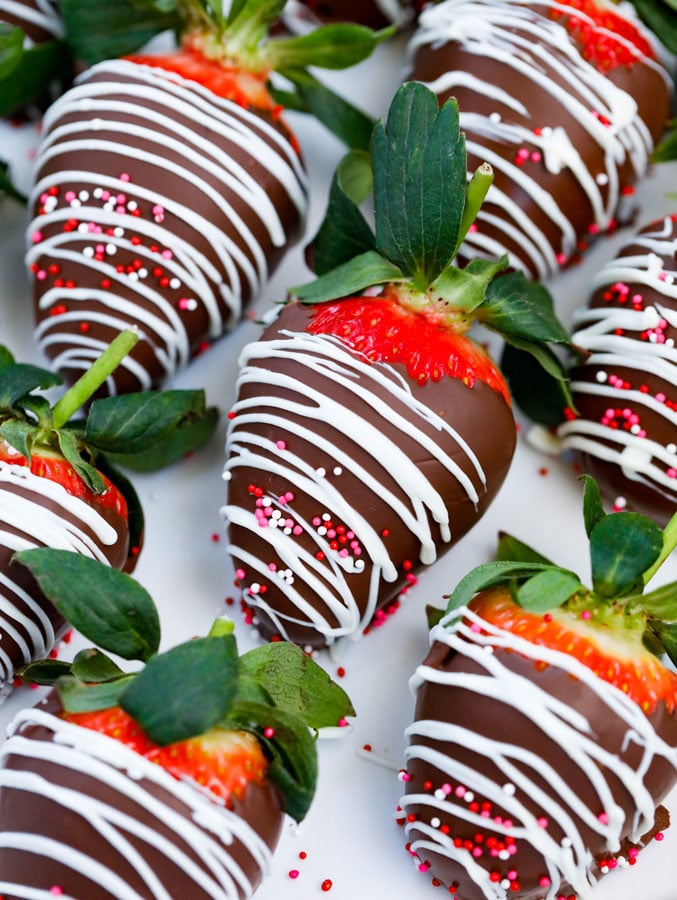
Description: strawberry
xmin=222 ymin=82 xmax=573 ymax=649
xmin=556 ymin=214 xmax=677 ymax=526
xmin=0 ymin=329 xmax=218 ymax=697
xmin=405 ymin=0 xmax=672 ymax=280
xmin=400 ymin=474 xmax=677 ymax=899
xmin=0 ymin=549 xmax=354 ymax=898
xmin=27 ymin=0 xmax=387 ymax=393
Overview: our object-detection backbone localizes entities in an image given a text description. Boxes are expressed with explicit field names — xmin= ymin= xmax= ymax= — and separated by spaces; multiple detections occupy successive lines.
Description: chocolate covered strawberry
xmin=222 ymin=82 xmax=572 ymax=649
xmin=0 ymin=329 xmax=217 ymax=696
xmin=0 ymin=548 xmax=353 ymax=898
xmin=405 ymin=0 xmax=673 ymax=280
xmin=401 ymin=475 xmax=677 ymax=899
xmin=27 ymin=0 xmax=386 ymax=393
xmin=556 ymin=214 xmax=677 ymax=526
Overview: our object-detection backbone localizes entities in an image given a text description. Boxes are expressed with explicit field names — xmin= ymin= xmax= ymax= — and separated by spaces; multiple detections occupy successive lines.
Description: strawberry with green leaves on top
xmin=222 ymin=81 xmax=573 ymax=650
xmin=401 ymin=475 xmax=677 ymax=899
xmin=28 ymin=0 xmax=388 ymax=393
xmin=0 ymin=548 xmax=353 ymax=898
xmin=0 ymin=328 xmax=217 ymax=697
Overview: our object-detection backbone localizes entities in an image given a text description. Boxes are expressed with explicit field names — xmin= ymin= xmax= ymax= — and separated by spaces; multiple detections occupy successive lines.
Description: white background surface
xmin=0 ymin=33 xmax=676 ymax=900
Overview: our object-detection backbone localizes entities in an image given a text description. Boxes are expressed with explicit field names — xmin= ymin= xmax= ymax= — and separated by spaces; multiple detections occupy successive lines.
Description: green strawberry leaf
xmin=626 ymin=0 xmax=677 ymax=52
xmin=0 ymin=346 xmax=14 ymax=368
xmin=427 ymin=604 xmax=446 ymax=628
xmin=372 ymin=83 xmax=466 ymax=291
xmin=590 ymin=511 xmax=664 ymax=599
xmin=430 ymin=257 xmax=509 ymax=313
xmin=0 ymin=24 xmax=23 ymax=79
xmin=635 ymin=580 xmax=677 ymax=621
xmin=647 ymin=619 xmax=677 ymax=668
xmin=580 ymin=473 xmax=606 ymax=538
xmin=0 ymin=421 xmax=37 ymax=459
xmin=56 ymin=427 xmax=107 ymax=494
xmin=0 ymin=363 xmax=62 ymax=412
xmin=72 ymin=648 xmax=126 ymax=683
xmin=516 ymin=569 xmax=582 ymax=613
xmin=653 ymin=121 xmax=677 ymax=162
xmin=12 ymin=549 xmax=160 ymax=661
xmin=477 ymin=270 xmax=571 ymax=345
xmin=496 ymin=531 xmax=554 ymax=565
xmin=292 ymin=250 xmax=404 ymax=304
xmin=85 ymin=389 xmax=219 ymax=466
xmin=0 ymin=36 xmax=71 ymax=118
xmin=305 ymin=149 xmax=375 ymax=276
xmin=499 ymin=342 xmax=573 ymax=427
xmin=60 ymin=0 xmax=181 ymax=65
xmin=273 ymin=68 xmax=375 ymax=152
xmin=446 ymin=561 xmax=557 ymax=612
xmin=239 ymin=642 xmax=354 ymax=729
xmin=267 ymin=23 xmax=392 ymax=71
xmin=58 ymin=674 xmax=137 ymax=713
xmin=226 ymin=700 xmax=317 ymax=822
xmin=0 ymin=160 xmax=26 ymax=205
xmin=18 ymin=658 xmax=73 ymax=685
xmin=120 ymin=635 xmax=240 ymax=746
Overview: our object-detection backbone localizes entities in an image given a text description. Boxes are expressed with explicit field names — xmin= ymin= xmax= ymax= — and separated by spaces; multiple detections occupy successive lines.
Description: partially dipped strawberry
xmin=0 ymin=549 xmax=353 ymax=898
xmin=400 ymin=475 xmax=677 ymax=899
xmin=28 ymin=0 xmax=387 ymax=393
xmin=0 ymin=330 xmax=217 ymax=696
xmin=222 ymin=82 xmax=572 ymax=649
xmin=405 ymin=0 xmax=673 ymax=280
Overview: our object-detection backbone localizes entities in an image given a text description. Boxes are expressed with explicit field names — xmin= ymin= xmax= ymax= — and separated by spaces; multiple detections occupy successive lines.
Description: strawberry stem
xmin=454 ymin=162 xmax=494 ymax=259
xmin=51 ymin=329 xmax=140 ymax=429
xmin=643 ymin=511 xmax=677 ymax=586
xmin=208 ymin=616 xmax=236 ymax=637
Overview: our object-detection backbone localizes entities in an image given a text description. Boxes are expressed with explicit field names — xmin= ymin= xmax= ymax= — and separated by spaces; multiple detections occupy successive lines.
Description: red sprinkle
xmin=321 ymin=880 xmax=333 ymax=892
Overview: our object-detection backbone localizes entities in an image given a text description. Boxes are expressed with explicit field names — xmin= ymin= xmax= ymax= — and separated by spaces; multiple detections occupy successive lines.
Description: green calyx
xmin=58 ymin=0 xmax=388 ymax=151
xmin=446 ymin=475 xmax=677 ymax=664
xmin=0 ymin=332 xmax=218 ymax=495
xmin=14 ymin=548 xmax=354 ymax=822
xmin=293 ymin=82 xmax=574 ymax=414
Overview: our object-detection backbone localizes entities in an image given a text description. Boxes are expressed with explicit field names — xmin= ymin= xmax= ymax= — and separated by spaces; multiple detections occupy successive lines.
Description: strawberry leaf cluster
xmin=446 ymin=475 xmax=677 ymax=664
xmin=0 ymin=334 xmax=218 ymax=490
xmin=294 ymin=82 xmax=574 ymax=410
xmin=15 ymin=548 xmax=354 ymax=822
xmin=58 ymin=0 xmax=386 ymax=151
xmin=0 ymin=23 xmax=72 ymax=122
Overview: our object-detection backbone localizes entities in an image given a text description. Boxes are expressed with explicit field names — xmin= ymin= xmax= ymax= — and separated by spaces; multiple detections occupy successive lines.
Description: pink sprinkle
xmin=35 ymin=269 xmax=47 ymax=281
xmin=441 ymin=784 xmax=452 ymax=795
xmin=264 ymin=727 xmax=275 ymax=738
xmin=50 ymin=889 xmax=63 ymax=896
xmin=162 ymin=249 xmax=173 ymax=259
xmin=64 ymin=191 xmax=76 ymax=202
xmin=268 ymin=563 xmax=277 ymax=571
xmin=537 ymin=817 xmax=548 ymax=828
xmin=338 ymin=718 xmax=348 ymax=727
xmin=455 ymin=786 xmax=466 ymax=798
xmin=556 ymin=252 xmax=568 ymax=265
xmin=119 ymin=172 xmax=130 ymax=182
xmin=289 ymin=869 xmax=300 ymax=880
xmin=276 ymin=440 xmax=286 ymax=450
xmin=31 ymin=231 xmax=43 ymax=243
xmin=418 ymin=863 xmax=429 ymax=873
xmin=539 ymin=877 xmax=551 ymax=887
xmin=598 ymin=812 xmax=609 ymax=825
xmin=152 ymin=204 xmax=164 ymax=215
xmin=470 ymin=623 xmax=482 ymax=633
xmin=581 ymin=610 xmax=591 ymax=620
xmin=312 ymin=517 xmax=322 ymax=527
xmin=293 ymin=526 xmax=303 ymax=535
xmin=656 ymin=832 xmax=665 ymax=841
xmin=235 ymin=568 xmax=245 ymax=579
xmin=472 ymin=847 xmax=483 ymax=857
xmin=284 ymin=492 xmax=295 ymax=502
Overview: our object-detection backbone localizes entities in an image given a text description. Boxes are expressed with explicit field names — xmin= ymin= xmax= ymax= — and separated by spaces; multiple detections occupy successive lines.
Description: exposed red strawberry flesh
xmin=0 ymin=446 xmax=128 ymax=520
xmin=125 ymin=48 xmax=275 ymax=110
xmin=65 ymin=706 xmax=269 ymax=805
xmin=307 ymin=295 xmax=510 ymax=402
xmin=470 ymin=589 xmax=677 ymax=715
xmin=549 ymin=0 xmax=656 ymax=70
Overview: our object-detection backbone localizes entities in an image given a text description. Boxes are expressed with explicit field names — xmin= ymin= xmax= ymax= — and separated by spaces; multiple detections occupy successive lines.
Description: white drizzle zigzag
xmin=0 ymin=707 xmax=274 ymax=899
xmin=222 ymin=328 xmax=488 ymax=644
xmin=406 ymin=0 xmax=669 ymax=279
xmin=27 ymin=59 xmax=308 ymax=390
xmin=402 ymin=605 xmax=677 ymax=900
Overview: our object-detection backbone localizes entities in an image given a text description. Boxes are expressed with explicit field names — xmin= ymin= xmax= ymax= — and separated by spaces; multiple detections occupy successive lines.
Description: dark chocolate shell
xmin=0 ymin=0 xmax=62 ymax=45
xmin=0 ymin=693 xmax=285 ymax=899
xmin=28 ymin=59 xmax=308 ymax=394
xmin=558 ymin=214 xmax=677 ymax=525
xmin=401 ymin=605 xmax=677 ymax=898
xmin=405 ymin=0 xmax=672 ymax=280
xmin=222 ymin=302 xmax=516 ymax=649
xmin=0 ymin=455 xmax=131 ymax=694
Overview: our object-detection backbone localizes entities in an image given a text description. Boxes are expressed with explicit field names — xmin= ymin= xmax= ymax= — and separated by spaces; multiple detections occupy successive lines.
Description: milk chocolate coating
xmin=28 ymin=59 xmax=308 ymax=394
xmin=0 ymin=0 xmax=61 ymax=44
xmin=402 ymin=619 xmax=677 ymax=899
xmin=283 ymin=0 xmax=416 ymax=29
xmin=406 ymin=0 xmax=672 ymax=280
xmin=223 ymin=302 xmax=516 ymax=648
xmin=0 ymin=459 xmax=132 ymax=693
xmin=0 ymin=692 xmax=285 ymax=899
xmin=558 ymin=215 xmax=677 ymax=525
